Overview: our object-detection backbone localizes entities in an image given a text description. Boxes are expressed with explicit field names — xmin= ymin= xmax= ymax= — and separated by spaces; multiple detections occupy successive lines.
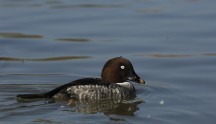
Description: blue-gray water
xmin=0 ymin=0 xmax=216 ymax=124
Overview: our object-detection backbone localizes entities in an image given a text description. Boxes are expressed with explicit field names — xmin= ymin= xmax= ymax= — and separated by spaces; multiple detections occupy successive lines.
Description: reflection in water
xmin=0 ymin=1 xmax=124 ymax=9
xmin=203 ymin=53 xmax=216 ymax=56
xmin=56 ymin=38 xmax=90 ymax=42
xmin=32 ymin=119 xmax=56 ymax=124
xmin=62 ymin=98 xmax=143 ymax=116
xmin=137 ymin=53 xmax=216 ymax=58
xmin=50 ymin=4 xmax=124 ymax=9
xmin=136 ymin=53 xmax=191 ymax=58
xmin=148 ymin=54 xmax=191 ymax=58
xmin=16 ymin=96 xmax=143 ymax=116
xmin=0 ymin=32 xmax=43 ymax=39
xmin=0 ymin=56 xmax=91 ymax=62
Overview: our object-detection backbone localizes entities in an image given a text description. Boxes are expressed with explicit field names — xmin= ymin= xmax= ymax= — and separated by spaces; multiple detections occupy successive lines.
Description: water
xmin=0 ymin=0 xmax=216 ymax=123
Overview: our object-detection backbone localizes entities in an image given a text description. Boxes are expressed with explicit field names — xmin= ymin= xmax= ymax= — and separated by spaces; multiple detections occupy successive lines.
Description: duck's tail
xmin=16 ymin=93 xmax=49 ymax=99
xmin=16 ymin=83 xmax=70 ymax=99
xmin=16 ymin=78 xmax=99 ymax=100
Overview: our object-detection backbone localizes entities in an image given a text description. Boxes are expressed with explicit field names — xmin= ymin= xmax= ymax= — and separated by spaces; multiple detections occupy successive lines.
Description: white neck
xmin=116 ymin=82 xmax=134 ymax=90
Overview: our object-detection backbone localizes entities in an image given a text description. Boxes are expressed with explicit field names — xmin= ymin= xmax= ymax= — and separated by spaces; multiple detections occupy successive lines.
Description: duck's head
xmin=101 ymin=57 xmax=145 ymax=84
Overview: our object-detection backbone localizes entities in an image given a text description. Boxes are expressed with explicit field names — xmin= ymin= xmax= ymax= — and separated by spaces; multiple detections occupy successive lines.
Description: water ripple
xmin=0 ymin=56 xmax=91 ymax=62
xmin=50 ymin=4 xmax=125 ymax=9
xmin=0 ymin=32 xmax=43 ymax=39
xmin=137 ymin=53 xmax=216 ymax=58
xmin=56 ymin=38 xmax=91 ymax=42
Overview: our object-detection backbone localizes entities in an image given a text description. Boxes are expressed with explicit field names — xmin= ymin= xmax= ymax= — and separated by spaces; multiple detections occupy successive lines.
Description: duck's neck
xmin=116 ymin=82 xmax=135 ymax=92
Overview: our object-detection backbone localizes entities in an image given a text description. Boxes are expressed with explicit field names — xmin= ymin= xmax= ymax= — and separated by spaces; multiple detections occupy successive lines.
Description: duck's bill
xmin=127 ymin=74 xmax=145 ymax=84
xmin=138 ymin=79 xmax=145 ymax=84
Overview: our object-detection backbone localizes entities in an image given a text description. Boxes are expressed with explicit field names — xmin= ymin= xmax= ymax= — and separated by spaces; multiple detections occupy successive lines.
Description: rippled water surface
xmin=1 ymin=0 xmax=216 ymax=124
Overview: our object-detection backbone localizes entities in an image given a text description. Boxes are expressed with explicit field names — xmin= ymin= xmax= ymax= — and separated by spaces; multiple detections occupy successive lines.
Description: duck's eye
xmin=120 ymin=65 xmax=125 ymax=70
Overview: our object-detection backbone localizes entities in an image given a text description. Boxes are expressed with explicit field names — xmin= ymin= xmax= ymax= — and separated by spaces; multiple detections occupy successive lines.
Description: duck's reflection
xmin=17 ymin=96 xmax=143 ymax=116
xmin=63 ymin=98 xmax=144 ymax=116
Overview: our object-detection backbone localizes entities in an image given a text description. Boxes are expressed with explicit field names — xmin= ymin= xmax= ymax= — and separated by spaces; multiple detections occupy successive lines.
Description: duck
xmin=17 ymin=57 xmax=145 ymax=101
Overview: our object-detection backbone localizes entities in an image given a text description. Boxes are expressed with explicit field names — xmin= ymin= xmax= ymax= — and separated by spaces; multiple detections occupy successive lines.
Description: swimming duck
xmin=17 ymin=57 xmax=145 ymax=101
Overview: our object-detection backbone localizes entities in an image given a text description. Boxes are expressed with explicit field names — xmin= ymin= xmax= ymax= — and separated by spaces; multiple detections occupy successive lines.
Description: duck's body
xmin=17 ymin=57 xmax=145 ymax=101
xmin=53 ymin=78 xmax=136 ymax=100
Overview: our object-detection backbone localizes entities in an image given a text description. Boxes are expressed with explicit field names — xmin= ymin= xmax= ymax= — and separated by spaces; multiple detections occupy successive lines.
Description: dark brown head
xmin=101 ymin=57 xmax=145 ymax=84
